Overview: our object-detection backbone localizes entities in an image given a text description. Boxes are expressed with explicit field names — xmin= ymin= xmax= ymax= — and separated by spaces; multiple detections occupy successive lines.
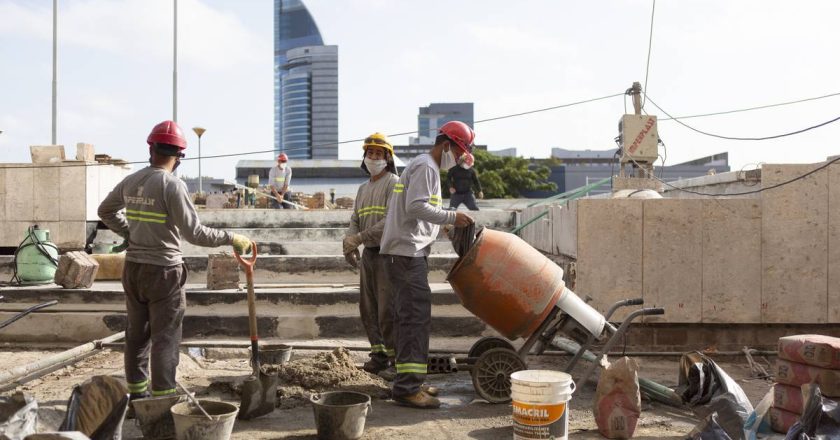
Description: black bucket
xmin=310 ymin=391 xmax=371 ymax=440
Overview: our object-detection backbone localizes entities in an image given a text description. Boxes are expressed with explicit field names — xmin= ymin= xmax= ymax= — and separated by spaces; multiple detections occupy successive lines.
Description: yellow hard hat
xmin=362 ymin=132 xmax=393 ymax=156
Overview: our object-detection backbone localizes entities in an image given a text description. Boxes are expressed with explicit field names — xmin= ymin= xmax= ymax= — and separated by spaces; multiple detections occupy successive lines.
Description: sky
xmin=1 ymin=0 xmax=839 ymax=180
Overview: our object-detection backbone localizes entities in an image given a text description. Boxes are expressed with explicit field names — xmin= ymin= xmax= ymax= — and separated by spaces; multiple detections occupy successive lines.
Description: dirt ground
xmin=0 ymin=342 xmax=776 ymax=439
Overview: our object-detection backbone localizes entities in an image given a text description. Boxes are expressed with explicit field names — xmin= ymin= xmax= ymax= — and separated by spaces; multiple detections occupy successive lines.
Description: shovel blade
xmin=238 ymin=372 xmax=278 ymax=420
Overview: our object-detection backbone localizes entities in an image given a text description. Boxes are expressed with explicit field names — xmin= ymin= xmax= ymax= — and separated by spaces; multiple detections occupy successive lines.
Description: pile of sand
xmin=268 ymin=347 xmax=387 ymax=391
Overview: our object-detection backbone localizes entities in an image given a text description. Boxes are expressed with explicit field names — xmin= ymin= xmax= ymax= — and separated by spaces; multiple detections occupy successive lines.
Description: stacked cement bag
xmin=770 ymin=334 xmax=840 ymax=433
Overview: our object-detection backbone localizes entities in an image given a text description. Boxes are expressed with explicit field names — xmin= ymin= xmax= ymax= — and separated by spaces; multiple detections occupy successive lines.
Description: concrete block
xmin=57 ymin=221 xmax=87 ymax=250
xmin=643 ymin=199 xmax=703 ymax=323
xmin=33 ymin=165 xmax=60 ymax=221
xmin=830 ymin=164 xmax=840 ymax=322
xmin=0 ymin=167 xmax=5 ymax=194
xmin=60 ymin=165 xmax=87 ymax=220
xmin=54 ymin=251 xmax=100 ymax=288
xmin=702 ymin=199 xmax=762 ymax=323
xmin=85 ymin=164 xmax=100 ymax=221
xmin=762 ymin=164 xmax=828 ymax=323
xmin=552 ymin=201 xmax=577 ymax=258
xmin=76 ymin=142 xmax=95 ymax=161
xmin=206 ymin=253 xmax=240 ymax=290
xmin=91 ymin=254 xmax=125 ymax=280
xmin=29 ymin=145 xmax=65 ymax=163
xmin=5 ymin=166 xmax=34 ymax=221
xmin=576 ymin=199 xmax=643 ymax=320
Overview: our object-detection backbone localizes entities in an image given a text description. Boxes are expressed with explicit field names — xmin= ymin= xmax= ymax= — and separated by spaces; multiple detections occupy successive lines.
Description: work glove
xmin=342 ymin=233 xmax=363 ymax=255
xmin=232 ymin=234 xmax=252 ymax=255
xmin=112 ymin=236 xmax=129 ymax=253
xmin=344 ymin=249 xmax=360 ymax=268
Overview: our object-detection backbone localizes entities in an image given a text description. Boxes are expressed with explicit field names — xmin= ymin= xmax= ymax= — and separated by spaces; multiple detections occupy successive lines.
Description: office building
xmin=409 ymin=103 xmax=474 ymax=145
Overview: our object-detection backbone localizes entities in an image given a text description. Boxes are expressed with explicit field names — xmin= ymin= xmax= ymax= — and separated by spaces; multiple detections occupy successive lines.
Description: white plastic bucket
xmin=510 ymin=370 xmax=575 ymax=440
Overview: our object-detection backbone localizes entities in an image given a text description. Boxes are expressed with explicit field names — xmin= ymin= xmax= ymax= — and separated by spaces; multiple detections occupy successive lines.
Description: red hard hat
xmin=439 ymin=121 xmax=475 ymax=154
xmin=278 ymin=153 xmax=288 ymax=162
xmin=147 ymin=120 xmax=187 ymax=150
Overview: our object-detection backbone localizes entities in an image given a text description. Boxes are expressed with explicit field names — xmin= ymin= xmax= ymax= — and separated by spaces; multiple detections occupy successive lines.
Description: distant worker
xmin=380 ymin=121 xmax=476 ymax=409
xmin=269 ymin=153 xmax=293 ymax=209
xmin=446 ymin=163 xmax=483 ymax=211
xmin=343 ymin=133 xmax=400 ymax=378
xmin=98 ymin=120 xmax=252 ymax=401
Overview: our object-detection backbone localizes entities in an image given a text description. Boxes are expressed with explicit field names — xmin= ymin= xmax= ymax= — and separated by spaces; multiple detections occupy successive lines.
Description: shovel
xmin=234 ymin=242 xmax=278 ymax=420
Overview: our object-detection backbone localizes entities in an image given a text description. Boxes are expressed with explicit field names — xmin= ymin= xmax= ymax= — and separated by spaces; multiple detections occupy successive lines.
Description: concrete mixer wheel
xmin=471 ymin=348 xmax=527 ymax=404
xmin=468 ymin=336 xmax=515 ymax=359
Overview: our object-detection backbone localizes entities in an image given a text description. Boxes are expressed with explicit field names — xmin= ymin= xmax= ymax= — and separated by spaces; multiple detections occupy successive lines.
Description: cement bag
xmin=744 ymin=389 xmax=775 ymax=440
xmin=594 ymin=357 xmax=641 ymax=439
xmin=678 ymin=352 xmax=754 ymax=440
xmin=784 ymin=384 xmax=840 ymax=440
xmin=58 ymin=376 xmax=129 ymax=440
xmin=778 ymin=335 xmax=840 ymax=370
xmin=770 ymin=407 xmax=800 ymax=434
xmin=776 ymin=359 xmax=840 ymax=397
xmin=0 ymin=393 xmax=38 ymax=440
xmin=774 ymin=383 xmax=806 ymax=415
xmin=689 ymin=412 xmax=734 ymax=440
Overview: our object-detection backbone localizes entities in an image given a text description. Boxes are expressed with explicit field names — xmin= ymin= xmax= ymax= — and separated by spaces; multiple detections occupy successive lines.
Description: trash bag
xmin=58 ymin=376 xmax=129 ymax=440
xmin=0 ymin=392 xmax=38 ymax=440
xmin=594 ymin=357 xmax=641 ymax=439
xmin=744 ymin=389 xmax=775 ymax=440
xmin=689 ymin=412 xmax=734 ymax=440
xmin=678 ymin=352 xmax=754 ymax=440
xmin=784 ymin=384 xmax=840 ymax=440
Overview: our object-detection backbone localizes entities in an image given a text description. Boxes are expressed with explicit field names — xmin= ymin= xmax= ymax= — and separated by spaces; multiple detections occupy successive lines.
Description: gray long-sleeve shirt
xmin=98 ymin=166 xmax=234 ymax=266
xmin=346 ymin=173 xmax=399 ymax=248
xmin=380 ymin=154 xmax=457 ymax=257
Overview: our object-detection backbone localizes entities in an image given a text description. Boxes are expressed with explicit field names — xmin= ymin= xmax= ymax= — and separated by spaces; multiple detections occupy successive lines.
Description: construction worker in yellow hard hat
xmin=343 ymin=132 xmax=400 ymax=378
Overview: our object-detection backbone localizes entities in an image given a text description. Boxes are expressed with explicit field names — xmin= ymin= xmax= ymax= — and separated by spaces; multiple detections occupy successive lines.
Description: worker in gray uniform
xmin=380 ymin=121 xmax=476 ymax=409
xmin=98 ymin=120 xmax=251 ymax=400
xmin=343 ymin=133 xmax=399 ymax=377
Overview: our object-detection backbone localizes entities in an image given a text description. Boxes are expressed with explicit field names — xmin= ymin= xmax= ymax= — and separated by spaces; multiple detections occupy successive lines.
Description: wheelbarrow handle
xmin=234 ymin=241 xmax=258 ymax=269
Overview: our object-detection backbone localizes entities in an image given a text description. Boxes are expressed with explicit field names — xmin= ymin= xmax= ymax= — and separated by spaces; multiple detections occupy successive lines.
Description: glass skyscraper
xmin=275 ymin=0 xmax=339 ymax=159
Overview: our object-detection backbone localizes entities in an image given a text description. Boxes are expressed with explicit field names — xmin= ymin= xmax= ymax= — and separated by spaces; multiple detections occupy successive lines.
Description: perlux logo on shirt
xmin=126 ymin=186 xmax=156 ymax=206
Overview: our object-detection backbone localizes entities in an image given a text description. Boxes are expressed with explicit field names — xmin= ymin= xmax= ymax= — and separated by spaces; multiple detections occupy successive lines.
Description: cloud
xmin=0 ymin=0 xmax=268 ymax=70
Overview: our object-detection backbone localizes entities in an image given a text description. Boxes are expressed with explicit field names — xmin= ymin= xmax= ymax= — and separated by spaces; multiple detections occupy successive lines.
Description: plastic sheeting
xmin=58 ymin=376 xmax=129 ymax=440
xmin=0 ymin=393 xmax=37 ymax=440
xmin=689 ymin=412 xmax=734 ymax=440
xmin=678 ymin=352 xmax=754 ymax=440
xmin=785 ymin=384 xmax=840 ymax=440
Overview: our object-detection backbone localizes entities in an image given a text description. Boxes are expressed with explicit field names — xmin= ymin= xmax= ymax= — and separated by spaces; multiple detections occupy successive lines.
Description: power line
xmin=641 ymin=0 xmax=656 ymax=109
xmin=659 ymin=91 xmax=840 ymax=121
xmin=645 ymin=95 xmax=840 ymax=141
xmin=0 ymin=92 xmax=625 ymax=170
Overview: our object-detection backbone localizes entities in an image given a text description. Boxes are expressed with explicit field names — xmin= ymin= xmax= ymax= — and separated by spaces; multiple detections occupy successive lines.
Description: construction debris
xmin=53 ymin=252 xmax=99 ymax=289
xmin=0 ymin=392 xmax=38 ymax=440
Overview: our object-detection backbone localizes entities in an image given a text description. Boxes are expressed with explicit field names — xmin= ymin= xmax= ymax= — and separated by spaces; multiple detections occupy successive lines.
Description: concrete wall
xmin=521 ymin=162 xmax=837 ymax=324
xmin=0 ymin=163 xmax=130 ymax=249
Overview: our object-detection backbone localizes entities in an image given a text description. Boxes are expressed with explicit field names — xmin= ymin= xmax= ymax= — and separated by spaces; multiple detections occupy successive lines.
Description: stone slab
xmin=551 ymin=201 xmax=577 ymax=258
xmin=59 ymin=165 xmax=87 ymax=221
xmin=761 ymin=164 xmax=828 ymax=323
xmin=576 ymin=199 xmax=643 ymax=320
xmin=5 ymin=167 xmax=34 ymax=221
xmin=75 ymin=143 xmax=95 ymax=161
xmin=643 ymin=199 xmax=703 ymax=323
xmin=33 ymin=165 xmax=60 ymax=221
xmin=829 ymin=164 xmax=840 ymax=322
xmin=702 ymin=199 xmax=762 ymax=323
xmin=29 ymin=145 xmax=65 ymax=164
xmin=57 ymin=221 xmax=87 ymax=250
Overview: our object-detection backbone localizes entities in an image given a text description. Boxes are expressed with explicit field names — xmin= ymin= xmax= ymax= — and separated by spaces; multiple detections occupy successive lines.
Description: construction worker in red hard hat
xmin=343 ymin=133 xmax=400 ymax=379
xmin=269 ymin=153 xmax=293 ymax=209
xmin=98 ymin=120 xmax=252 ymax=401
xmin=379 ymin=121 xmax=476 ymax=409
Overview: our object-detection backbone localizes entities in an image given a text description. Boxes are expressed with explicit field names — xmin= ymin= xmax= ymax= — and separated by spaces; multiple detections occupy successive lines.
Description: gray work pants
xmin=449 ymin=192 xmax=479 ymax=211
xmin=359 ymin=247 xmax=395 ymax=361
xmin=122 ymin=261 xmax=187 ymax=397
xmin=387 ymin=255 xmax=431 ymax=397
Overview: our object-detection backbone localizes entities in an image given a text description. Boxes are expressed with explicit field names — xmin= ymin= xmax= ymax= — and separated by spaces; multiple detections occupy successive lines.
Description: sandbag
xmin=778 ymin=335 xmax=840 ymax=370
xmin=58 ymin=376 xmax=129 ymax=440
xmin=784 ymin=384 xmax=840 ymax=440
xmin=594 ymin=357 xmax=641 ymax=439
xmin=774 ymin=383 xmax=806 ymax=415
xmin=678 ymin=352 xmax=753 ymax=440
xmin=770 ymin=407 xmax=800 ymax=434
xmin=776 ymin=359 xmax=840 ymax=397
xmin=0 ymin=393 xmax=37 ymax=440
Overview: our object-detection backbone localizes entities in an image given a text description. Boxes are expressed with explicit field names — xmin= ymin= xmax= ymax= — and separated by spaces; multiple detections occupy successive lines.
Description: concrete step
xmin=0 ymin=254 xmax=460 ymax=284
xmin=195 ymin=209 xmax=516 ymax=229
xmin=94 ymin=227 xmax=351 ymax=244
xmin=179 ymin=241 xmax=456 ymax=256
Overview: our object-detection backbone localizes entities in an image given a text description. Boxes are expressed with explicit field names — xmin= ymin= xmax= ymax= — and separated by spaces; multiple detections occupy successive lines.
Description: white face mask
xmin=279 ymin=163 xmax=286 ymax=170
xmin=440 ymin=145 xmax=457 ymax=170
xmin=364 ymin=158 xmax=387 ymax=176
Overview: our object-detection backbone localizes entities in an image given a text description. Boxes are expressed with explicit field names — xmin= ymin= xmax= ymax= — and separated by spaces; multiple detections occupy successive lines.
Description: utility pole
xmin=52 ymin=0 xmax=58 ymax=144
xmin=173 ymin=0 xmax=178 ymax=122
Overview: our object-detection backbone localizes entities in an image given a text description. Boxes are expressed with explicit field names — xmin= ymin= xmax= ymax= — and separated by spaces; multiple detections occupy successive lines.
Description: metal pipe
xmin=0 ymin=331 xmax=125 ymax=389
xmin=0 ymin=300 xmax=59 ymax=330
xmin=172 ymin=0 xmax=178 ymax=122
xmin=51 ymin=0 xmax=57 ymax=144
